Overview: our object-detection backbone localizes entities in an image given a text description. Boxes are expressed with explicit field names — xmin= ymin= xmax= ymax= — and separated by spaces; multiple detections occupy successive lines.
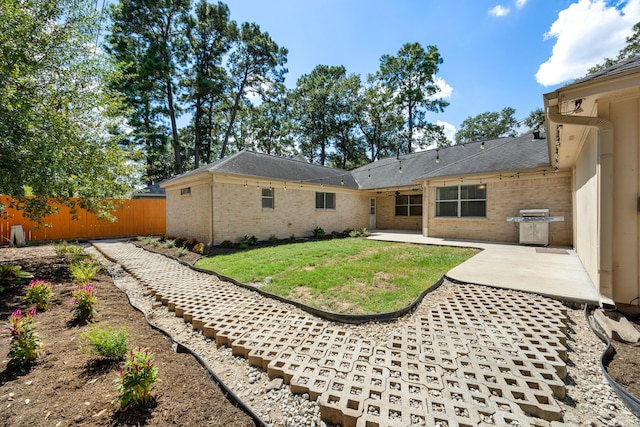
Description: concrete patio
xmin=367 ymin=230 xmax=600 ymax=306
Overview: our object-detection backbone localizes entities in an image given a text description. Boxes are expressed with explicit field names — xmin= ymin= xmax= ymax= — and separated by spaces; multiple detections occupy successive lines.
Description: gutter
xmin=546 ymin=105 xmax=615 ymax=307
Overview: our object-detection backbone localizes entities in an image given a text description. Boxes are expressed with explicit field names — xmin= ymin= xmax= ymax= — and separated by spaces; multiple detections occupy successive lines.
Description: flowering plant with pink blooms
xmin=115 ymin=347 xmax=159 ymax=409
xmin=23 ymin=279 xmax=53 ymax=310
xmin=7 ymin=307 xmax=42 ymax=366
xmin=71 ymin=283 xmax=97 ymax=321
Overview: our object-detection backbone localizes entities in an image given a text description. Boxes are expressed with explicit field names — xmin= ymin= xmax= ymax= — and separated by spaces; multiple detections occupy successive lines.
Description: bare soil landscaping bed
xmin=0 ymin=245 xmax=253 ymax=427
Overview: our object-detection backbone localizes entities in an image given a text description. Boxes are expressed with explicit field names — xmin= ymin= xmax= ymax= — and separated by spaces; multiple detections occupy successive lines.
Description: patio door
xmin=369 ymin=197 xmax=376 ymax=229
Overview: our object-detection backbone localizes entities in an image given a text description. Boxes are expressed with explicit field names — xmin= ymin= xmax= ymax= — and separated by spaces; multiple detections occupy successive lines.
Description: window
xmin=180 ymin=187 xmax=191 ymax=195
xmin=261 ymin=188 xmax=274 ymax=209
xmin=316 ymin=192 xmax=335 ymax=210
xmin=395 ymin=194 xmax=423 ymax=216
xmin=436 ymin=184 xmax=486 ymax=217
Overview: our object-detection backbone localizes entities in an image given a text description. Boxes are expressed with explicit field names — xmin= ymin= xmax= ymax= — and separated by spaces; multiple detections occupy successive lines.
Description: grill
xmin=506 ymin=209 xmax=564 ymax=246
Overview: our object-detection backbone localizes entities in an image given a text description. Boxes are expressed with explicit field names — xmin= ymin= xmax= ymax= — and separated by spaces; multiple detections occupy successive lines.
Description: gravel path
xmin=90 ymin=244 xmax=640 ymax=427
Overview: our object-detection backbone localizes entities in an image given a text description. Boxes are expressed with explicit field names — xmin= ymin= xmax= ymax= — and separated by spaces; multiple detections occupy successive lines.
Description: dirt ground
xmin=0 ymin=245 xmax=254 ymax=427
xmin=607 ymin=317 xmax=640 ymax=398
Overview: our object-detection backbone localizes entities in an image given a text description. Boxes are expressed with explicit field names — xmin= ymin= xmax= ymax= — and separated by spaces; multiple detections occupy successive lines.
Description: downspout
xmin=209 ymin=173 xmax=215 ymax=246
xmin=547 ymin=105 xmax=614 ymax=304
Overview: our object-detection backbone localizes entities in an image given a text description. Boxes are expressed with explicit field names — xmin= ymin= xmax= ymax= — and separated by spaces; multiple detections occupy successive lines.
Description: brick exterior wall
xmin=165 ymin=179 xmax=212 ymax=244
xmin=374 ymin=192 xmax=423 ymax=230
xmin=165 ymin=176 xmax=369 ymax=245
xmin=426 ymin=175 xmax=573 ymax=246
xmin=211 ymin=180 xmax=369 ymax=244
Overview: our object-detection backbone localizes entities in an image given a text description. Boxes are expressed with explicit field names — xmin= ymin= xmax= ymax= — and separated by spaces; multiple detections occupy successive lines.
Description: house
xmin=161 ymin=132 xmax=572 ymax=248
xmin=543 ymin=55 xmax=640 ymax=307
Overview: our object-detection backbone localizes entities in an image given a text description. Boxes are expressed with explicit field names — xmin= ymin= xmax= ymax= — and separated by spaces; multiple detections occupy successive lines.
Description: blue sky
xmin=219 ymin=0 xmax=640 ymax=140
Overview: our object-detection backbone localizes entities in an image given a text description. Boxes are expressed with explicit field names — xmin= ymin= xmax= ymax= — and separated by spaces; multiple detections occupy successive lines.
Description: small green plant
xmin=359 ymin=228 xmax=370 ymax=237
xmin=151 ymin=239 xmax=160 ymax=247
xmin=163 ymin=239 xmax=176 ymax=248
xmin=0 ymin=265 xmax=34 ymax=292
xmin=268 ymin=234 xmax=278 ymax=245
xmin=7 ymin=307 xmax=42 ymax=367
xmin=239 ymin=243 xmax=248 ymax=250
xmin=348 ymin=229 xmax=359 ymax=238
xmin=240 ymin=235 xmax=258 ymax=246
xmin=176 ymin=247 xmax=188 ymax=257
xmin=80 ymin=323 xmax=129 ymax=360
xmin=289 ymin=234 xmax=296 ymax=243
xmin=23 ymin=279 xmax=54 ymax=310
xmin=71 ymin=283 xmax=97 ymax=321
xmin=312 ymin=226 xmax=326 ymax=239
xmin=70 ymin=257 xmax=101 ymax=284
xmin=220 ymin=240 xmax=233 ymax=248
xmin=115 ymin=347 xmax=159 ymax=410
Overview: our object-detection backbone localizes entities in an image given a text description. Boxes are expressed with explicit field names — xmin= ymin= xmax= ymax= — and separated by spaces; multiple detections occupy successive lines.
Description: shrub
xmin=70 ymin=257 xmax=101 ymax=284
xmin=23 ymin=279 xmax=54 ymax=310
xmin=7 ymin=307 xmax=42 ymax=367
xmin=240 ymin=235 xmax=257 ymax=246
xmin=174 ymin=237 xmax=186 ymax=247
xmin=289 ymin=234 xmax=296 ymax=243
xmin=163 ymin=239 xmax=176 ymax=248
xmin=115 ymin=347 xmax=159 ymax=409
xmin=360 ymin=227 xmax=371 ymax=237
xmin=348 ymin=229 xmax=359 ymax=238
xmin=312 ymin=226 xmax=325 ymax=239
xmin=80 ymin=323 xmax=129 ymax=360
xmin=192 ymin=242 xmax=209 ymax=255
xmin=71 ymin=284 xmax=97 ymax=321
xmin=220 ymin=240 xmax=233 ymax=249
xmin=183 ymin=238 xmax=198 ymax=250
xmin=268 ymin=234 xmax=278 ymax=245
xmin=176 ymin=247 xmax=188 ymax=257
xmin=0 ymin=265 xmax=33 ymax=292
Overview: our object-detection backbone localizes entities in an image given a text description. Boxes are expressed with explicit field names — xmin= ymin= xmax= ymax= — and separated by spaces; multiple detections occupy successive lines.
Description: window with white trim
xmin=435 ymin=184 xmax=486 ymax=217
xmin=395 ymin=194 xmax=422 ymax=216
xmin=180 ymin=187 xmax=191 ymax=195
xmin=315 ymin=192 xmax=335 ymax=210
xmin=261 ymin=188 xmax=274 ymax=209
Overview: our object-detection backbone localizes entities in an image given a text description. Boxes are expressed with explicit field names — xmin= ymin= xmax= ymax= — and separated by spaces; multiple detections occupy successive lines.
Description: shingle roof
xmin=351 ymin=132 xmax=549 ymax=189
xmin=162 ymin=151 xmax=358 ymax=188
xmin=570 ymin=54 xmax=640 ymax=85
xmin=163 ymin=134 xmax=550 ymax=190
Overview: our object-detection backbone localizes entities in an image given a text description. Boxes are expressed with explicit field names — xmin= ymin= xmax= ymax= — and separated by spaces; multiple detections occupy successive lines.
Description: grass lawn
xmin=195 ymin=239 xmax=478 ymax=314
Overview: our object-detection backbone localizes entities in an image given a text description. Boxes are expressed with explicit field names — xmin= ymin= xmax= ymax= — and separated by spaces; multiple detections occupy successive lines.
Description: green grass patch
xmin=195 ymin=239 xmax=478 ymax=314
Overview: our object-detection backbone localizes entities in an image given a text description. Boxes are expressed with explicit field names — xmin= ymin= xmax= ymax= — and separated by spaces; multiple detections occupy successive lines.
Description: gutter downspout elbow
xmin=547 ymin=105 xmax=614 ymax=306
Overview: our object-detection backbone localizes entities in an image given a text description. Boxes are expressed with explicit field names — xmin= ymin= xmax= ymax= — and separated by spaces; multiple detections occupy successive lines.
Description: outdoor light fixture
xmin=573 ymin=98 xmax=584 ymax=113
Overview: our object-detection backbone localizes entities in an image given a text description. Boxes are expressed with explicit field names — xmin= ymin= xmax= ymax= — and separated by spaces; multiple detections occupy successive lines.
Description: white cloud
xmin=489 ymin=5 xmax=510 ymax=17
xmin=436 ymin=120 xmax=456 ymax=143
xmin=536 ymin=0 xmax=640 ymax=86
xmin=434 ymin=76 xmax=453 ymax=99
xmin=515 ymin=0 xmax=527 ymax=8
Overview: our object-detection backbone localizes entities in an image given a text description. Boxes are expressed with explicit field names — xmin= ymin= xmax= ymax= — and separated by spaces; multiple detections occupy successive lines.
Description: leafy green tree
xmin=357 ymin=80 xmax=404 ymax=162
xmin=220 ymin=22 xmax=288 ymax=159
xmin=292 ymin=65 xmax=362 ymax=166
xmin=523 ymin=108 xmax=545 ymax=133
xmin=455 ymin=107 xmax=518 ymax=144
xmin=588 ymin=22 xmax=640 ymax=74
xmin=107 ymin=0 xmax=191 ymax=176
xmin=184 ymin=0 xmax=235 ymax=168
xmin=377 ymin=43 xmax=449 ymax=153
xmin=0 ymin=0 xmax=136 ymax=223
xmin=249 ymin=84 xmax=296 ymax=156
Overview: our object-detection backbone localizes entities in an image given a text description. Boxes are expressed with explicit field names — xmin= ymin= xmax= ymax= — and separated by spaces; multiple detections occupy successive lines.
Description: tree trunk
xmin=166 ymin=77 xmax=182 ymax=174
xmin=220 ymin=71 xmax=248 ymax=159
xmin=193 ymin=95 xmax=203 ymax=169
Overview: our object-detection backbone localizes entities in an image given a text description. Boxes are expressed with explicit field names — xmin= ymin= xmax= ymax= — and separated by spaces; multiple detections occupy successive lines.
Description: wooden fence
xmin=0 ymin=197 xmax=166 ymax=244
